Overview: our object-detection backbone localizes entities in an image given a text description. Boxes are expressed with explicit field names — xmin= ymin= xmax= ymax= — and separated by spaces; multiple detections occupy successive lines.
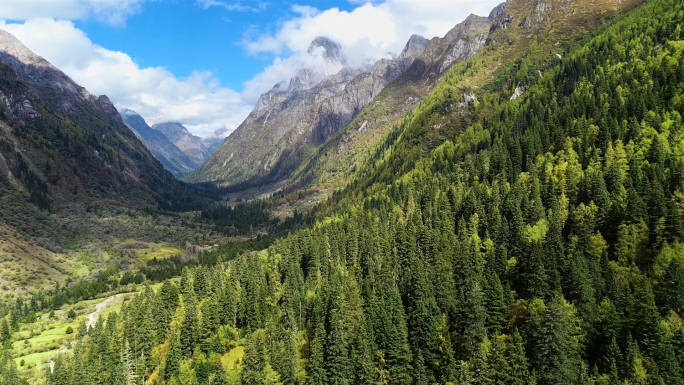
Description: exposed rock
xmin=0 ymin=90 xmax=39 ymax=119
xmin=202 ymin=127 xmax=230 ymax=154
xmin=0 ymin=27 xmax=186 ymax=205
xmin=488 ymin=2 xmax=508 ymax=21
xmin=152 ymin=122 xmax=210 ymax=166
xmin=535 ymin=0 xmax=552 ymax=22
xmin=489 ymin=3 xmax=513 ymax=35
xmin=96 ymin=95 xmax=122 ymax=124
xmin=399 ymin=35 xmax=430 ymax=59
xmin=0 ymin=29 xmax=118 ymax=121
xmin=520 ymin=16 xmax=531 ymax=28
xmin=510 ymin=86 xmax=526 ymax=100
xmin=459 ymin=92 xmax=479 ymax=107
xmin=0 ymin=153 xmax=13 ymax=183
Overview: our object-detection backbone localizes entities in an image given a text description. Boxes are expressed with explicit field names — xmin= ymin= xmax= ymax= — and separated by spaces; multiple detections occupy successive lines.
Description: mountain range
xmin=186 ymin=14 xmax=492 ymax=188
xmin=120 ymin=109 xmax=224 ymax=177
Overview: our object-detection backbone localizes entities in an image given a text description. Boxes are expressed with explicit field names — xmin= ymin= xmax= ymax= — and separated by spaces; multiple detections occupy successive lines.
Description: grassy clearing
xmin=113 ymin=239 xmax=183 ymax=269
xmin=12 ymin=292 xmax=136 ymax=384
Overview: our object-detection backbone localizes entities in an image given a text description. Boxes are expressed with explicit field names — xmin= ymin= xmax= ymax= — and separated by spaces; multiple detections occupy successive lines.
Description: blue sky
xmin=0 ymin=0 xmax=502 ymax=137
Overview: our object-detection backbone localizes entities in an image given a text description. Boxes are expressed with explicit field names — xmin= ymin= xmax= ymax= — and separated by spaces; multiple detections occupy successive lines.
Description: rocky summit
xmin=152 ymin=122 xmax=211 ymax=167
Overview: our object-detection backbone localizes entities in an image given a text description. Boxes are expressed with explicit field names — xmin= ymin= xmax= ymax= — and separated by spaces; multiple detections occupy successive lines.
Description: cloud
xmin=0 ymin=19 xmax=253 ymax=137
xmin=0 ymin=0 xmax=150 ymax=26
xmin=239 ymin=0 xmax=503 ymax=103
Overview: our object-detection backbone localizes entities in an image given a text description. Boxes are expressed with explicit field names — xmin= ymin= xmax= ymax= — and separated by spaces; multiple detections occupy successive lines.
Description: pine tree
xmin=435 ymin=314 xmax=457 ymax=384
xmin=200 ymin=296 xmax=220 ymax=353
xmin=306 ymin=293 xmax=328 ymax=385
xmin=508 ymin=329 xmax=531 ymax=385
xmin=485 ymin=270 xmax=508 ymax=335
xmin=325 ymin=274 xmax=351 ymax=385
xmin=122 ymin=340 xmax=138 ymax=385
xmin=606 ymin=337 xmax=621 ymax=385
xmin=242 ymin=333 xmax=266 ymax=385
xmin=533 ymin=296 xmax=582 ymax=385
xmin=657 ymin=257 xmax=684 ymax=316
xmin=165 ymin=330 xmax=182 ymax=381
xmin=181 ymin=297 xmax=199 ymax=358
xmin=487 ymin=335 xmax=510 ymax=385
xmin=460 ymin=282 xmax=487 ymax=359
xmin=0 ymin=318 xmax=10 ymax=343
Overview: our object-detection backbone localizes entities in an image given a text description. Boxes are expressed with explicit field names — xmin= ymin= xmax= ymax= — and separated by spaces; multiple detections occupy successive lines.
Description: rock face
xmin=399 ymin=35 xmax=430 ymax=59
xmin=190 ymin=15 xmax=491 ymax=186
xmin=0 ymin=27 xmax=186 ymax=206
xmin=152 ymin=122 xmax=211 ymax=167
xmin=120 ymin=109 xmax=199 ymax=177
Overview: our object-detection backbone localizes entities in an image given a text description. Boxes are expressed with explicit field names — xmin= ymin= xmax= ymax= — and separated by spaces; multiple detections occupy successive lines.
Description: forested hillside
xmin=3 ymin=0 xmax=684 ymax=384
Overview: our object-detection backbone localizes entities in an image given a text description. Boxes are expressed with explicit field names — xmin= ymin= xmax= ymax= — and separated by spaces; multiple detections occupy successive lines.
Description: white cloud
xmin=0 ymin=0 xmax=150 ymax=26
xmin=0 ymin=19 xmax=253 ymax=137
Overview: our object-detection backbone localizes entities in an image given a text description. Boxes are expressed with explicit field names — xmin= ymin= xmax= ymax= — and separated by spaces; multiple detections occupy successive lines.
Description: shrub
xmin=65 ymin=326 xmax=73 ymax=335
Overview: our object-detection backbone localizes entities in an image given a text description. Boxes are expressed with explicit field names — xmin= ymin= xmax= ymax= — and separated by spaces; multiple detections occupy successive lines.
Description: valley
xmin=2 ymin=0 xmax=684 ymax=384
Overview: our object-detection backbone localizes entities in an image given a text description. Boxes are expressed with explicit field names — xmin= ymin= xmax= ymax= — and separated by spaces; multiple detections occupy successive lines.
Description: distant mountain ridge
xmin=152 ymin=122 xmax=211 ymax=168
xmin=188 ymin=15 xmax=492 ymax=186
xmin=120 ymin=109 xmax=198 ymax=177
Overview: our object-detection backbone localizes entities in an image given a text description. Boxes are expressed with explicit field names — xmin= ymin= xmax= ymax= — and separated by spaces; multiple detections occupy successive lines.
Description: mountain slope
xmin=292 ymin=0 xmax=645 ymax=216
xmin=287 ymin=12 xmax=495 ymax=195
xmin=120 ymin=109 xmax=198 ymax=177
xmin=152 ymin=122 xmax=211 ymax=167
xmin=187 ymin=23 xmax=491 ymax=187
xmin=0 ymin=28 xmax=202 ymax=212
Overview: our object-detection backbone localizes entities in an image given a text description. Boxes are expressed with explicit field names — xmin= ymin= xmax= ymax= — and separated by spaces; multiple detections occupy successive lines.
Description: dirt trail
xmin=46 ymin=293 xmax=126 ymax=372
xmin=87 ymin=293 xmax=125 ymax=328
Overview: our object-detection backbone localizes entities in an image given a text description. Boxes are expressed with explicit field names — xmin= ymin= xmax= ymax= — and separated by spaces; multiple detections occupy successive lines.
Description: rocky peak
xmin=120 ymin=108 xmax=146 ymax=125
xmin=0 ymin=28 xmax=106 ymax=117
xmin=153 ymin=122 xmax=194 ymax=142
xmin=488 ymin=2 xmax=513 ymax=36
xmin=96 ymin=95 xmax=123 ymax=123
xmin=0 ymin=29 xmax=46 ymax=68
xmin=153 ymin=122 xmax=210 ymax=166
xmin=307 ymin=36 xmax=343 ymax=61
xmin=488 ymin=2 xmax=508 ymax=21
xmin=400 ymin=34 xmax=429 ymax=59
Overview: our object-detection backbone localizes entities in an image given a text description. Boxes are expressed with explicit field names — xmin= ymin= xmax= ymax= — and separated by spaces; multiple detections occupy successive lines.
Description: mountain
xmin=0 ymin=28 xmax=200 ymax=211
xmin=152 ymin=122 xmax=211 ymax=167
xmin=120 ymin=108 xmax=199 ymax=177
xmin=186 ymin=21 xmax=491 ymax=187
xmin=0 ymin=28 xmax=215 ymax=296
xmin=202 ymin=127 xmax=230 ymax=154
xmin=287 ymin=13 xmax=493 ymax=197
